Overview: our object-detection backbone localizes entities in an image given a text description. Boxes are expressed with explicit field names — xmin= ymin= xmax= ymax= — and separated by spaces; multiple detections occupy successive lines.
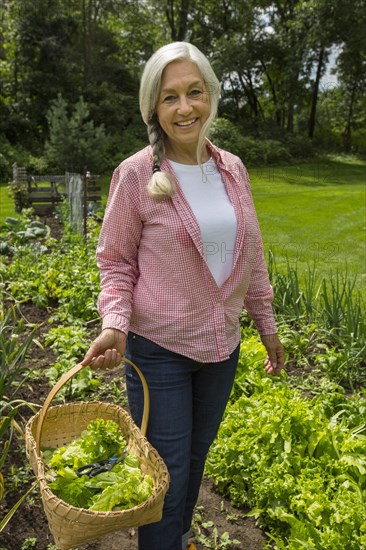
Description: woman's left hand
xmin=260 ymin=333 xmax=285 ymax=376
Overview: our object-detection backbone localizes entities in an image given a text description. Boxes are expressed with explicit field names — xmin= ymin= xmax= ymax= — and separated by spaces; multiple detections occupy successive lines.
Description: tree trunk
xmin=287 ymin=102 xmax=294 ymax=133
xmin=342 ymin=81 xmax=357 ymax=152
xmin=228 ymin=74 xmax=241 ymax=118
xmin=260 ymin=59 xmax=281 ymax=126
xmin=308 ymin=46 xmax=325 ymax=139
xmin=165 ymin=0 xmax=190 ymax=41
xmin=286 ymin=68 xmax=300 ymax=133
xmin=177 ymin=0 xmax=189 ymax=40
xmin=237 ymin=72 xmax=263 ymax=120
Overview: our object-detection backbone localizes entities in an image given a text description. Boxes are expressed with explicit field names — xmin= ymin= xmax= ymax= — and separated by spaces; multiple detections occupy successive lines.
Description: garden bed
xmin=0 ymin=301 xmax=264 ymax=550
xmin=1 ymin=212 xmax=365 ymax=550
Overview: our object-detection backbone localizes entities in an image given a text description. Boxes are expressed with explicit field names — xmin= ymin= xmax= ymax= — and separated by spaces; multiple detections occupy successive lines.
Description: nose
xmin=177 ymin=95 xmax=193 ymax=115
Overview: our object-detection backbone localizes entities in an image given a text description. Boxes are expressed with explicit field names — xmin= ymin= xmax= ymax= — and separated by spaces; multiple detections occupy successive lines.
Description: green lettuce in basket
xmin=43 ymin=418 xmax=153 ymax=511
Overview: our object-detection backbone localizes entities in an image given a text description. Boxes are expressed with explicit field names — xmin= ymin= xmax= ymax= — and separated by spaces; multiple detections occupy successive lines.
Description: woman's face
xmin=155 ymin=59 xmax=211 ymax=153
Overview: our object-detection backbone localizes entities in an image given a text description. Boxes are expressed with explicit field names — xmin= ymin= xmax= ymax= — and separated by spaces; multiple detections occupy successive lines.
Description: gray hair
xmin=139 ymin=42 xmax=221 ymax=200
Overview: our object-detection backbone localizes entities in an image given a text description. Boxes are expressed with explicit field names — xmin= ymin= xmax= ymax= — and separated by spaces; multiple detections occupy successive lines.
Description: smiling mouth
xmin=175 ymin=118 xmax=198 ymax=127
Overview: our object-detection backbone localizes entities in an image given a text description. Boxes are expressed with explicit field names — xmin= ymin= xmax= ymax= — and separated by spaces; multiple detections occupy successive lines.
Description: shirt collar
xmin=148 ymin=138 xmax=225 ymax=169
xmin=205 ymin=139 xmax=225 ymax=167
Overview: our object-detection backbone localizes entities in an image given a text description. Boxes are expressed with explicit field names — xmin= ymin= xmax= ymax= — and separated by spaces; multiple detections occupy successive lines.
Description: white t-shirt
xmin=169 ymin=158 xmax=237 ymax=287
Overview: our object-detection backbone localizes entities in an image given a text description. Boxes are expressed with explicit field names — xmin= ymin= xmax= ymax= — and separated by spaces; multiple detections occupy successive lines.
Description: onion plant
xmin=0 ymin=307 xmax=40 ymax=471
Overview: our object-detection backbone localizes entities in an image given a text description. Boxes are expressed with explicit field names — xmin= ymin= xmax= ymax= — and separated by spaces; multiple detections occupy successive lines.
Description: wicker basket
xmin=25 ymin=359 xmax=170 ymax=550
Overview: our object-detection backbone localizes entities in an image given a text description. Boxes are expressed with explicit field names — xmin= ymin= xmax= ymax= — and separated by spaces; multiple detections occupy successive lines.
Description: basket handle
xmin=35 ymin=358 xmax=150 ymax=455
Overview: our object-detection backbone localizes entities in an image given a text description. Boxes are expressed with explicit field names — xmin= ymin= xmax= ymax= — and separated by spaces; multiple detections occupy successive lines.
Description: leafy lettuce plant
xmin=48 ymin=419 xmax=126 ymax=470
xmin=206 ymin=340 xmax=366 ymax=549
xmin=44 ymin=325 xmax=100 ymax=398
xmin=45 ymin=419 xmax=153 ymax=511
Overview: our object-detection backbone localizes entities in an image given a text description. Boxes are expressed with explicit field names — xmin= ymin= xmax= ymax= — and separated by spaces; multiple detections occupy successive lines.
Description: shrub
xmin=283 ymin=134 xmax=315 ymax=159
xmin=209 ymin=118 xmax=291 ymax=165
xmin=209 ymin=118 xmax=244 ymax=157
xmin=0 ymin=139 xmax=28 ymax=181
xmin=351 ymin=128 xmax=366 ymax=158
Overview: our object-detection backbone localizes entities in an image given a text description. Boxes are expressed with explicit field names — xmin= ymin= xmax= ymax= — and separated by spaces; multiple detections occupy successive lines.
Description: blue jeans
xmin=125 ymin=332 xmax=239 ymax=550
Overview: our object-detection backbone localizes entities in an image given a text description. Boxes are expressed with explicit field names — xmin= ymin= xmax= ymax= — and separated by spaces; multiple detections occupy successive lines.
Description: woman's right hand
xmin=81 ymin=328 xmax=127 ymax=370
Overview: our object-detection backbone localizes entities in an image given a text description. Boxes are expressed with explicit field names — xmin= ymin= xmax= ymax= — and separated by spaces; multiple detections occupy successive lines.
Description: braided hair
xmin=146 ymin=115 xmax=176 ymax=200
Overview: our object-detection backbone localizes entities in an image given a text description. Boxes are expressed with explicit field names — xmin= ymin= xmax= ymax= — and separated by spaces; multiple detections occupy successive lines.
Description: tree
xmin=334 ymin=0 xmax=366 ymax=152
xmin=165 ymin=0 xmax=190 ymax=40
xmin=45 ymin=95 xmax=108 ymax=173
xmin=0 ymin=0 xmax=141 ymax=155
xmin=1 ymin=0 xmax=365 ymax=164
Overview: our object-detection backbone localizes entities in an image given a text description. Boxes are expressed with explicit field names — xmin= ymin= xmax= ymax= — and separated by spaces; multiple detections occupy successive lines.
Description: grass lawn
xmin=248 ymin=156 xmax=366 ymax=289
xmin=1 ymin=156 xmax=365 ymax=287
xmin=0 ymin=182 xmax=16 ymax=220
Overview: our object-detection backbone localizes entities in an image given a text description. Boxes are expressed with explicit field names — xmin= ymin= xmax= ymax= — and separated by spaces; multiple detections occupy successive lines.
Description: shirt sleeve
xmin=241 ymin=165 xmax=278 ymax=335
xmin=243 ymin=243 xmax=277 ymax=335
xmin=96 ymin=164 xmax=142 ymax=334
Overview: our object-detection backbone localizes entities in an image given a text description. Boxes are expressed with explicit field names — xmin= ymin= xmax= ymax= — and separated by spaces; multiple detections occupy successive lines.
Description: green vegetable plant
xmin=21 ymin=537 xmax=37 ymax=549
xmin=7 ymin=181 xmax=30 ymax=213
xmin=206 ymin=339 xmax=366 ymax=549
xmin=1 ymin=217 xmax=100 ymax=322
xmin=320 ymin=271 xmax=365 ymax=344
xmin=0 ymin=309 xmax=40 ymax=533
xmin=314 ymin=339 xmax=366 ymax=389
xmin=43 ymin=325 xmax=100 ymax=397
xmin=0 ymin=308 xmax=40 ymax=471
xmin=268 ymin=253 xmax=365 ymax=346
xmin=192 ymin=507 xmax=241 ymax=549
xmin=48 ymin=418 xmax=126 ymax=471
xmin=44 ymin=419 xmax=153 ymax=511
xmin=0 ymin=211 xmax=51 ymax=258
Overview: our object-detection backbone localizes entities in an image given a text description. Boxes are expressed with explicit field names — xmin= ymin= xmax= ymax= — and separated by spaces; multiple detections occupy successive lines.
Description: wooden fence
xmin=12 ymin=164 xmax=101 ymax=216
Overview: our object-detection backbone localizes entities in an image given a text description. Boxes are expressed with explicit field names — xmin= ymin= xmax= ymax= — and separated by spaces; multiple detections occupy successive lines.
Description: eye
xmin=189 ymin=89 xmax=203 ymax=97
xmin=162 ymin=95 xmax=176 ymax=103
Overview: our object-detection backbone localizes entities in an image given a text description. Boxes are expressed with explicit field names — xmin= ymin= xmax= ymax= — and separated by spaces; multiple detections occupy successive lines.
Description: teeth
xmin=176 ymin=119 xmax=196 ymax=126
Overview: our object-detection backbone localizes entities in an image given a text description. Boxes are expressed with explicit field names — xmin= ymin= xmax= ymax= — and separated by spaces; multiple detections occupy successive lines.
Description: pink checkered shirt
xmin=97 ymin=140 xmax=277 ymax=363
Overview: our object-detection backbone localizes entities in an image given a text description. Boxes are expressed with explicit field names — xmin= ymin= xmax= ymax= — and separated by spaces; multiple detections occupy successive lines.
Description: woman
xmin=82 ymin=42 xmax=285 ymax=550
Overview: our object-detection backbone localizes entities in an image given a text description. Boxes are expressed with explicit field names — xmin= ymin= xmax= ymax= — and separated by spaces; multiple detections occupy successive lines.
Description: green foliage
xmin=209 ymin=119 xmax=293 ymax=164
xmin=0 ymin=214 xmax=48 ymax=250
xmin=351 ymin=128 xmax=366 ymax=158
xmin=2 ymin=217 xmax=100 ymax=321
xmin=0 ymin=0 xmax=142 ymax=168
xmin=44 ymin=325 xmax=90 ymax=360
xmin=0 ymin=212 xmax=101 ymax=398
xmin=206 ymin=338 xmax=366 ymax=549
xmin=0 ymin=308 xmax=39 ymax=471
xmin=6 ymin=182 xmax=30 ymax=213
xmin=268 ymin=255 xmax=365 ymax=342
xmin=45 ymin=95 xmax=108 ymax=173
xmin=21 ymin=537 xmax=37 ymax=549
xmin=192 ymin=509 xmax=241 ymax=548
xmin=313 ymin=340 xmax=366 ymax=390
xmin=44 ymin=324 xmax=100 ymax=398
xmin=0 ymin=307 xmax=39 ymax=406
xmin=0 ymin=0 xmax=365 ymax=161
xmin=0 ymin=137 xmax=29 ymax=181
xmin=48 ymin=419 xmax=126 ymax=471
xmin=49 ymin=454 xmax=153 ymax=511
xmin=260 ymin=254 xmax=366 ymax=388
xmin=45 ymin=419 xmax=153 ymax=511
xmin=283 ymin=135 xmax=315 ymax=159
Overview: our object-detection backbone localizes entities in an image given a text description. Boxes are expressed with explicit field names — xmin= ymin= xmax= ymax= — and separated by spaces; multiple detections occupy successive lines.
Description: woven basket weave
xmin=25 ymin=359 xmax=170 ymax=550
